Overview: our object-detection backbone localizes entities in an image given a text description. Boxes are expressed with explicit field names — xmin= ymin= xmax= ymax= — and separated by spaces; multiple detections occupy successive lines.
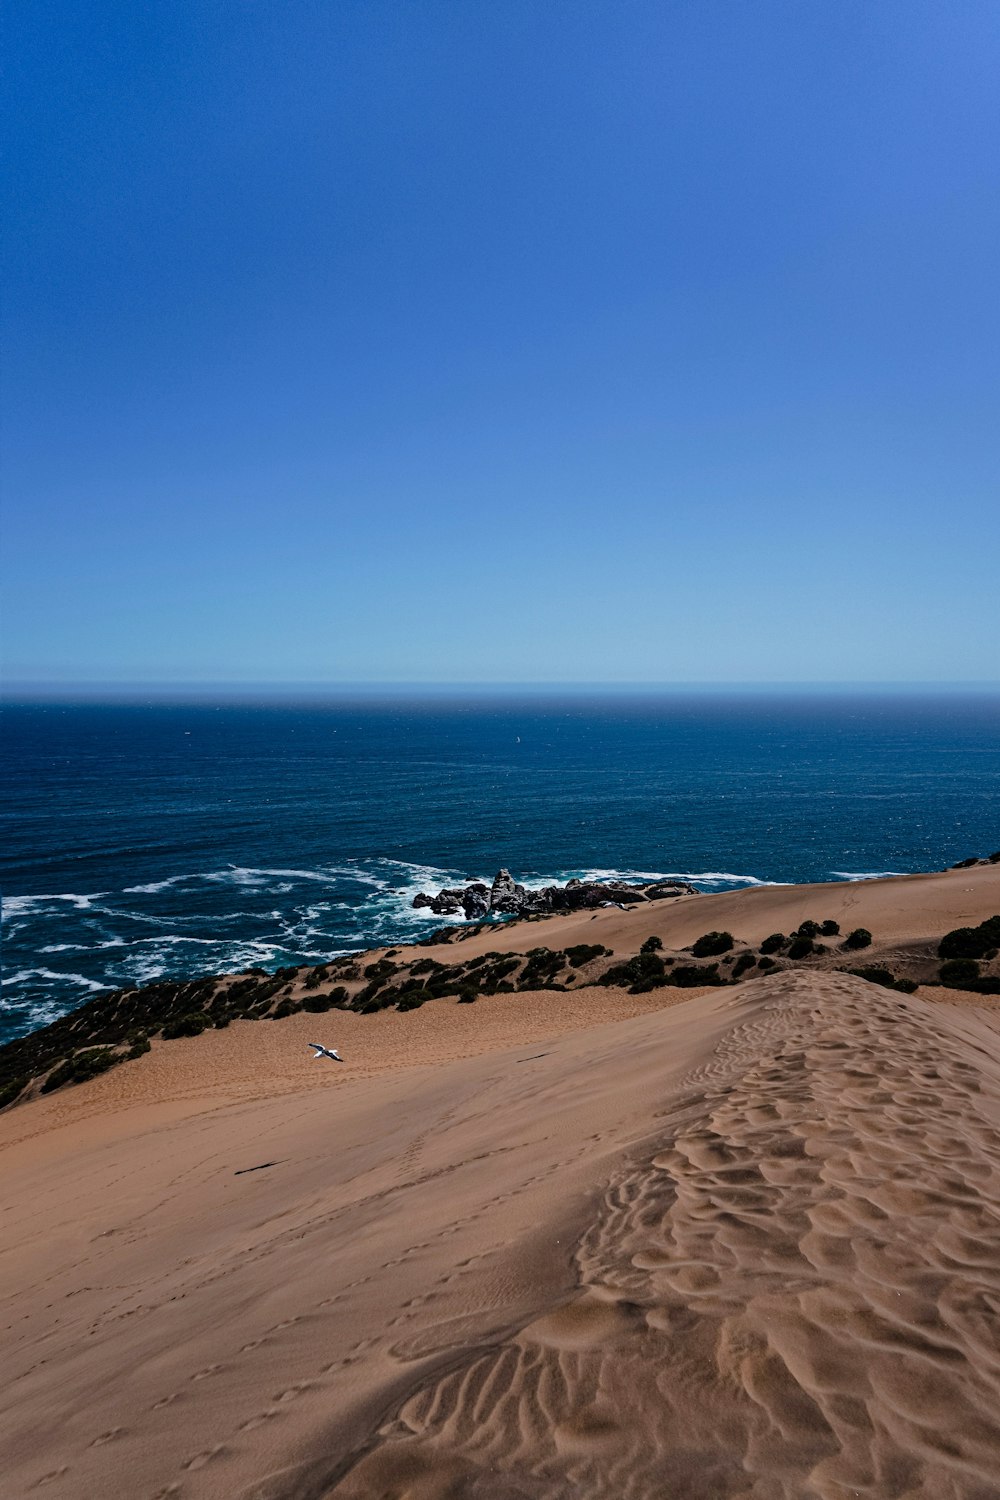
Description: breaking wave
xmin=0 ymin=859 xmax=783 ymax=1042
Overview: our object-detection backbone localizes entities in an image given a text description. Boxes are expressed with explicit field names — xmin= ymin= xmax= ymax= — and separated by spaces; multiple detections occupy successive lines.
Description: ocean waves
xmin=5 ymin=694 xmax=996 ymax=1046
xmin=0 ymin=859 xmax=790 ymax=1042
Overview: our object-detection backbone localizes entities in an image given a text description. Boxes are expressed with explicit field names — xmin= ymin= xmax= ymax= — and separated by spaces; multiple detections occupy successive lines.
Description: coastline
xmin=3 ymin=859 xmax=999 ymax=1129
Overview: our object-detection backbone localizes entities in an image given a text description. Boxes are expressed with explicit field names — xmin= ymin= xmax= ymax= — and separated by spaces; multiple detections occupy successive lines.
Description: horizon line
xmin=4 ymin=678 xmax=1000 ymax=703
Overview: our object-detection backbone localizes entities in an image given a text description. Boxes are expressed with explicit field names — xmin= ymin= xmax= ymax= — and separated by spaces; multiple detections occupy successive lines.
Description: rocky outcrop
xmin=412 ymin=869 xmax=697 ymax=920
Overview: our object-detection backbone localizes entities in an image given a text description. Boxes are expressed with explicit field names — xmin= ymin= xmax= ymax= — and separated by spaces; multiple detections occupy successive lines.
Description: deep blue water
xmin=2 ymin=692 xmax=998 ymax=1043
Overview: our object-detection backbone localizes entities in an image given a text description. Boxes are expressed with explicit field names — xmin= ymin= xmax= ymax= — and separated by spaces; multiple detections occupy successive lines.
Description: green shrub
xmin=396 ymin=991 xmax=425 ymax=1011
xmin=599 ymin=951 xmax=666 ymax=989
xmin=691 ymin=931 xmax=734 ymax=958
xmin=940 ymin=958 xmax=982 ymax=989
xmin=796 ymin=920 xmax=821 ymax=938
xmin=364 ymin=958 xmax=397 ymax=981
xmin=303 ymin=992 xmax=333 ymax=1013
xmin=41 ymin=1048 xmax=118 ymax=1093
xmin=640 ymin=936 xmax=663 ymax=953
xmin=843 ymin=928 xmax=873 ymax=950
xmin=457 ymin=986 xmax=478 ymax=1004
xmin=162 ymin=1013 xmax=211 ymax=1039
xmin=938 ymin=916 xmax=1000 ymax=961
xmin=565 ymin=943 xmax=611 ymax=968
xmin=666 ymin=963 xmax=723 ymax=988
xmin=732 ymin=952 xmax=756 ymax=978
xmin=847 ymin=966 xmax=898 ymax=989
xmin=787 ymin=937 xmax=815 ymax=960
xmin=820 ymin=919 xmax=840 ymax=936
xmin=516 ymin=950 xmax=568 ymax=989
xmin=126 ymin=1035 xmax=151 ymax=1059
xmin=894 ymin=978 xmax=919 ymax=994
xmin=0 ymin=1076 xmax=28 ymax=1109
xmin=271 ymin=999 xmax=302 ymax=1019
xmin=760 ymin=933 xmax=786 ymax=954
xmin=757 ymin=955 xmax=777 ymax=970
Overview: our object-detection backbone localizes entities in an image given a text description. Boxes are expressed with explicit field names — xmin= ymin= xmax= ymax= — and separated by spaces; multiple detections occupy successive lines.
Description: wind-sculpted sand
xmin=2 ymin=972 xmax=1000 ymax=1498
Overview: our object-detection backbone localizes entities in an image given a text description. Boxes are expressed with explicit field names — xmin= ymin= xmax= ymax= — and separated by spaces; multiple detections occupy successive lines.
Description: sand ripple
xmin=332 ymin=974 xmax=1000 ymax=1499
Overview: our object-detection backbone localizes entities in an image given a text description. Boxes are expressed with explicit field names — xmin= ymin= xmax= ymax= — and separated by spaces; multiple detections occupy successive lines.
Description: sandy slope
xmin=3 ymin=970 xmax=1000 ymax=1499
xmin=408 ymin=859 xmax=1000 ymax=964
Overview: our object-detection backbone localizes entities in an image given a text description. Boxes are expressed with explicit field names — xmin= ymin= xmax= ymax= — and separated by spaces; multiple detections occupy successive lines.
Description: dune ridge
xmin=326 ymin=973 xmax=1000 ymax=1500
xmin=4 ymin=970 xmax=999 ymax=1497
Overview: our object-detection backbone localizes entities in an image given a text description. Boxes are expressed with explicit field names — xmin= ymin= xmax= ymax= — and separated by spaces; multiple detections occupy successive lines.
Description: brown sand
xmin=3 ymin=961 xmax=1000 ymax=1498
xmin=406 ymin=858 xmax=1000 ymax=964
xmin=4 ymin=866 xmax=1000 ymax=1497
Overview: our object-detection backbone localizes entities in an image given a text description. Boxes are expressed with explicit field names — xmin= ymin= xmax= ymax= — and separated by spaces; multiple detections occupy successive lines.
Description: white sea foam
xmin=551 ymin=867 xmax=781 ymax=889
xmin=1 ymin=967 xmax=110 ymax=992
xmin=2 ymin=891 xmax=107 ymax=916
xmin=122 ymin=875 xmax=195 ymax=894
xmin=830 ymin=870 xmax=907 ymax=881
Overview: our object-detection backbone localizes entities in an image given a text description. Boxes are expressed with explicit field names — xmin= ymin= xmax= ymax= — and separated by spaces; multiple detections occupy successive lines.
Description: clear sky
xmin=4 ymin=1 xmax=999 ymax=688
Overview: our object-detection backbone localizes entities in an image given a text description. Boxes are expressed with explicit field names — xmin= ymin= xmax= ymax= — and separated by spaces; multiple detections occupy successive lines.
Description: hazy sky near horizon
xmin=5 ymin=1 xmax=999 ymax=686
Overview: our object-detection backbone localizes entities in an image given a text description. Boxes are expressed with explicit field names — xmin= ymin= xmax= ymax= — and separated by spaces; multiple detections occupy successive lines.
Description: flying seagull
xmin=308 ymin=1043 xmax=343 ymax=1062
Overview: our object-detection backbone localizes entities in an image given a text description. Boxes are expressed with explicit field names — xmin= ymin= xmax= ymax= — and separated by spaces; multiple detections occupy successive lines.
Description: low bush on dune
xmin=161 ymin=1012 xmax=212 ymax=1039
xmin=846 ymin=966 xmax=917 ymax=994
xmin=41 ymin=1047 xmax=118 ymax=1093
xmin=457 ymin=986 xmax=478 ymax=1004
xmin=787 ymin=936 xmax=816 ymax=960
xmin=820 ymin=919 xmax=840 ymax=936
xmin=666 ymin=963 xmax=724 ymax=988
xmin=691 ymin=931 xmax=734 ymax=958
xmin=938 ymin=916 xmax=1000 ymax=961
xmin=302 ymin=986 xmax=348 ymax=1013
xmin=640 ymin=936 xmax=663 ymax=953
xmin=564 ymin=943 xmax=611 ymax=968
xmin=518 ymin=948 xmax=565 ymax=988
xmin=939 ymin=962 xmax=1000 ymax=993
xmin=0 ymin=1076 xmax=28 ymax=1109
xmin=757 ymin=955 xmax=778 ymax=970
xmin=364 ymin=958 xmax=398 ymax=981
xmin=796 ymin=920 xmax=821 ymax=938
xmin=732 ymin=952 xmax=757 ymax=978
xmin=270 ymin=1000 xmax=302 ymax=1019
xmin=599 ymin=951 xmax=666 ymax=989
xmin=760 ymin=933 xmax=786 ymax=954
xmin=843 ymin=928 xmax=873 ymax=950
xmin=938 ymin=958 xmax=996 ymax=992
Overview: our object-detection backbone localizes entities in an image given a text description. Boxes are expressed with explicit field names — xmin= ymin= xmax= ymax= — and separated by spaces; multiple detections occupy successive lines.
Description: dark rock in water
xmin=461 ymin=883 xmax=490 ymax=919
xmin=645 ymin=881 xmax=693 ymax=901
xmin=411 ymin=869 xmax=698 ymax=920
xmin=490 ymin=868 xmax=527 ymax=914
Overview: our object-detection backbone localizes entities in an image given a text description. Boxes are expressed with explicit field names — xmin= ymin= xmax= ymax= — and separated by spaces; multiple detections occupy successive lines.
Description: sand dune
xmin=3 ymin=968 xmax=1000 ymax=1498
xmin=410 ymin=859 xmax=1000 ymax=963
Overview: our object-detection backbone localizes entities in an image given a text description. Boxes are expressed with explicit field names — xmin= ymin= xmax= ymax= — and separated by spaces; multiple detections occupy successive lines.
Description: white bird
xmin=308 ymin=1043 xmax=343 ymax=1062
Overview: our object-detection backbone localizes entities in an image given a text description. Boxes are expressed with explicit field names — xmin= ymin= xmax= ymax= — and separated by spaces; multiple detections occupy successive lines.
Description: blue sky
xmin=4 ymin=1 xmax=999 ymax=687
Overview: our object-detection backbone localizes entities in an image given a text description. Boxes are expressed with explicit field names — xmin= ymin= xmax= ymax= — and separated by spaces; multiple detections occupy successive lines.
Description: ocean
xmin=2 ymin=691 xmax=998 ymax=1044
